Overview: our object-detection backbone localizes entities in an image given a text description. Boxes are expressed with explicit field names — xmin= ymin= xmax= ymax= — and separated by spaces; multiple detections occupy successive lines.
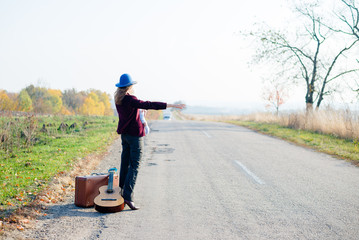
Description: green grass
xmin=227 ymin=120 xmax=359 ymax=164
xmin=0 ymin=115 xmax=118 ymax=214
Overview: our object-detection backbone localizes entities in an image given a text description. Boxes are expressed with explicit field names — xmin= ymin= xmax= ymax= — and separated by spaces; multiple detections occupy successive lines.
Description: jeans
xmin=119 ymin=134 xmax=144 ymax=202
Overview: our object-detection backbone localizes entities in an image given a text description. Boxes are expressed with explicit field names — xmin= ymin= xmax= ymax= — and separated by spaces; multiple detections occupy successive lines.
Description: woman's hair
xmin=114 ymin=86 xmax=132 ymax=105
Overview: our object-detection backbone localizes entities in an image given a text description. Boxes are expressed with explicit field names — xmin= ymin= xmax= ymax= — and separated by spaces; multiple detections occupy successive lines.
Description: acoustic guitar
xmin=94 ymin=168 xmax=124 ymax=213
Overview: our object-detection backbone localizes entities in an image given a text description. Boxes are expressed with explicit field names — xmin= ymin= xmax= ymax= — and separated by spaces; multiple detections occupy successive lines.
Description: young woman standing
xmin=114 ymin=73 xmax=185 ymax=210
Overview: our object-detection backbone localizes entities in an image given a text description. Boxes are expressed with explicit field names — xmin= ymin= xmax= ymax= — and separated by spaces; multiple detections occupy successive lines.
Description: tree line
xmin=0 ymin=85 xmax=113 ymax=116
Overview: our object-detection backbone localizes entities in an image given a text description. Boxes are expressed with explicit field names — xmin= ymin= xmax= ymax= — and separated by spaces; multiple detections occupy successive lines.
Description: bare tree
xmin=248 ymin=1 xmax=359 ymax=111
xmin=262 ymin=79 xmax=288 ymax=115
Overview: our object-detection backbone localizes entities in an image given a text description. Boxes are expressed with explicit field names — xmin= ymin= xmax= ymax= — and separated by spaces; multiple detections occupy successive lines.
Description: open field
xmin=0 ymin=115 xmax=119 ymax=219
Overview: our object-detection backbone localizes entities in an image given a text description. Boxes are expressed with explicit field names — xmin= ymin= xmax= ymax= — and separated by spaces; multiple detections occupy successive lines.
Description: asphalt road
xmin=11 ymin=120 xmax=359 ymax=240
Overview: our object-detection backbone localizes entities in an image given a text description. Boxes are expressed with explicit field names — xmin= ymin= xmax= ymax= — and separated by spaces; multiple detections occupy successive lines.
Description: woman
xmin=114 ymin=73 xmax=185 ymax=210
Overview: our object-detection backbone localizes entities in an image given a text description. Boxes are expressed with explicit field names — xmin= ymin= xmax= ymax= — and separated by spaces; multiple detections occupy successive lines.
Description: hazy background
xmin=1 ymin=0 xmax=309 ymax=114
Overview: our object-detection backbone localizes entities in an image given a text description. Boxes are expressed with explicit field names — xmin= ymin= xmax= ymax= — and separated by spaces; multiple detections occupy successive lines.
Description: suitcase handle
xmin=91 ymin=167 xmax=118 ymax=176
xmin=91 ymin=172 xmax=107 ymax=176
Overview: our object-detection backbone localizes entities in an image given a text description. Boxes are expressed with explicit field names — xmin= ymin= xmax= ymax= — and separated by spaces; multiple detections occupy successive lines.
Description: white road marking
xmin=234 ymin=160 xmax=265 ymax=185
xmin=202 ymin=131 xmax=212 ymax=138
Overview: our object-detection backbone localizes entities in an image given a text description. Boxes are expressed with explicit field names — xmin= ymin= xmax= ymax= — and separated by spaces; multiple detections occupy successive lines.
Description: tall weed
xmin=0 ymin=113 xmax=38 ymax=154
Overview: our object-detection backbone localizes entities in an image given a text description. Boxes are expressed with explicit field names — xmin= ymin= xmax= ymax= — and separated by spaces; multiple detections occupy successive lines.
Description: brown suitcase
xmin=75 ymin=174 xmax=119 ymax=207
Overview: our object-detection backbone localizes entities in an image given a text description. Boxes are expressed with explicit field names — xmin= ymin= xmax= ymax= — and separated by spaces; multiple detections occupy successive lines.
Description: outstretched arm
xmin=127 ymin=95 xmax=185 ymax=110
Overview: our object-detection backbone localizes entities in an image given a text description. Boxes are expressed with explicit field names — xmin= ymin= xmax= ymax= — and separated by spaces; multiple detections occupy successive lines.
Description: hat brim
xmin=115 ymin=81 xmax=137 ymax=88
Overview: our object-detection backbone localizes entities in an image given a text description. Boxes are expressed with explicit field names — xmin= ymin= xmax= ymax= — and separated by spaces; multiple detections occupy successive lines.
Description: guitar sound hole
xmin=106 ymin=189 xmax=114 ymax=193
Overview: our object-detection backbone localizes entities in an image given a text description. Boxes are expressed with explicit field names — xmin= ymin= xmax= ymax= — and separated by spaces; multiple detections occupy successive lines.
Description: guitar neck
xmin=107 ymin=171 xmax=114 ymax=193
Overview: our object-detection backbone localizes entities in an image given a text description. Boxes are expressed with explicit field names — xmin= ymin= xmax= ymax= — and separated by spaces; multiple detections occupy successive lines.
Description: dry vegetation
xmin=186 ymin=109 xmax=359 ymax=141
xmin=237 ymin=110 xmax=359 ymax=141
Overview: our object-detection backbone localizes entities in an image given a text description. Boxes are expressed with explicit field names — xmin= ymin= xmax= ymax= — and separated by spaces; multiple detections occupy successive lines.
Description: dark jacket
xmin=116 ymin=94 xmax=167 ymax=137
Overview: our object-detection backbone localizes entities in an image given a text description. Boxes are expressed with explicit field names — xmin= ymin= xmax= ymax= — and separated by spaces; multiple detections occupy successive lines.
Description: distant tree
xmin=79 ymin=93 xmax=98 ymax=116
xmin=18 ymin=89 xmax=33 ymax=112
xmin=77 ymin=90 xmax=114 ymax=116
xmin=25 ymin=85 xmax=48 ymax=113
xmin=247 ymin=1 xmax=359 ymax=111
xmin=6 ymin=92 xmax=19 ymax=111
xmin=49 ymin=89 xmax=73 ymax=114
xmin=44 ymin=89 xmax=63 ymax=114
xmin=0 ymin=90 xmax=14 ymax=111
xmin=262 ymin=80 xmax=288 ymax=115
xmin=62 ymin=88 xmax=86 ymax=113
xmin=99 ymin=92 xmax=113 ymax=116
xmin=90 ymin=91 xmax=105 ymax=115
xmin=88 ymin=89 xmax=113 ymax=116
xmin=23 ymin=85 xmax=63 ymax=114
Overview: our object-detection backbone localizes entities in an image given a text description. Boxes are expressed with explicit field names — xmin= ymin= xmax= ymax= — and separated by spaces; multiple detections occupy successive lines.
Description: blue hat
xmin=115 ymin=74 xmax=137 ymax=88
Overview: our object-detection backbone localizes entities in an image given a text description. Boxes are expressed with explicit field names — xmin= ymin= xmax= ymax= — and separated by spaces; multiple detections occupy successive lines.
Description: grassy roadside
xmin=227 ymin=120 xmax=359 ymax=166
xmin=0 ymin=115 xmax=118 ymax=221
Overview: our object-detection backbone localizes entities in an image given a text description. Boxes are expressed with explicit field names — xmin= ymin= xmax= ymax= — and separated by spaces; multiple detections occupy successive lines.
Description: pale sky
xmin=0 ymin=0 xmax=305 ymax=110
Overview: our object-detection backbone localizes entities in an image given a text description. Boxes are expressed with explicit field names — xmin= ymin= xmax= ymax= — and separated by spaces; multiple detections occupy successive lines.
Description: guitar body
xmin=94 ymin=168 xmax=124 ymax=213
